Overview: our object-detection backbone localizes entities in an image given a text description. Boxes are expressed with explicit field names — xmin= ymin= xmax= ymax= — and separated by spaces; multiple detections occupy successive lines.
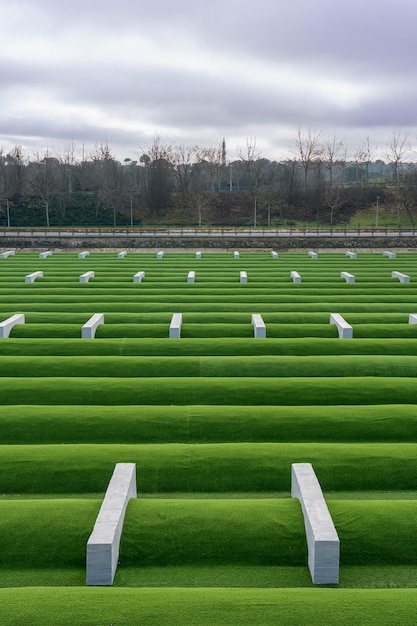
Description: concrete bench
xmin=233 ymin=251 xmax=240 ymax=259
xmin=240 ymin=271 xmax=248 ymax=283
xmin=290 ymin=271 xmax=301 ymax=283
xmin=0 ymin=250 xmax=15 ymax=258
xmin=0 ymin=313 xmax=25 ymax=338
xmin=133 ymin=271 xmax=145 ymax=283
xmin=392 ymin=271 xmax=410 ymax=283
xmin=383 ymin=251 xmax=396 ymax=259
xmin=187 ymin=271 xmax=195 ymax=283
xmin=78 ymin=251 xmax=90 ymax=258
xmin=81 ymin=313 xmax=104 ymax=339
xmin=39 ymin=251 xmax=52 ymax=259
xmin=345 ymin=251 xmax=357 ymax=259
xmin=340 ymin=271 xmax=355 ymax=283
xmin=308 ymin=251 xmax=318 ymax=259
xmin=409 ymin=314 xmax=417 ymax=324
xmin=251 ymin=314 xmax=266 ymax=338
xmin=117 ymin=251 xmax=127 ymax=258
xmin=86 ymin=463 xmax=137 ymax=585
xmin=330 ymin=313 xmax=353 ymax=338
xmin=25 ymin=271 xmax=43 ymax=283
xmin=291 ymin=463 xmax=340 ymax=584
xmin=195 ymin=251 xmax=202 ymax=259
xmin=80 ymin=271 xmax=94 ymax=283
xmin=169 ymin=313 xmax=182 ymax=338
xmin=156 ymin=250 xmax=164 ymax=259
xmin=271 ymin=251 xmax=278 ymax=259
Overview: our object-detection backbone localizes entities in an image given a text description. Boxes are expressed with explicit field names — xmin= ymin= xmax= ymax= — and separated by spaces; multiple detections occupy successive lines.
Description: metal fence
xmin=0 ymin=226 xmax=416 ymax=238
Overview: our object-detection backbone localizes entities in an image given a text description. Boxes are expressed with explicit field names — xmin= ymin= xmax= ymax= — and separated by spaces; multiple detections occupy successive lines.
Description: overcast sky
xmin=1 ymin=0 xmax=417 ymax=162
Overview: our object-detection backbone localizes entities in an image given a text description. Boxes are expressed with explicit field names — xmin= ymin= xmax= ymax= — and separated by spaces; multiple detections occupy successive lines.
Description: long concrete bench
xmin=156 ymin=250 xmax=164 ymax=258
xmin=409 ymin=314 xmax=417 ymax=324
xmin=39 ymin=251 xmax=52 ymax=259
xmin=117 ymin=251 xmax=127 ymax=258
xmin=195 ymin=251 xmax=202 ymax=259
xmin=291 ymin=463 xmax=340 ymax=584
xmin=169 ymin=313 xmax=182 ymax=338
xmin=86 ymin=462 xmax=137 ymax=585
xmin=383 ymin=251 xmax=396 ymax=259
xmin=330 ymin=313 xmax=353 ymax=338
xmin=187 ymin=271 xmax=195 ymax=283
xmin=80 ymin=271 xmax=94 ymax=283
xmin=271 ymin=251 xmax=278 ymax=258
xmin=82 ymin=313 xmax=104 ymax=339
xmin=233 ymin=250 xmax=240 ymax=259
xmin=133 ymin=271 xmax=145 ymax=283
xmin=392 ymin=271 xmax=410 ymax=283
xmin=345 ymin=251 xmax=357 ymax=259
xmin=0 ymin=313 xmax=25 ymax=338
xmin=25 ymin=271 xmax=43 ymax=283
xmin=251 ymin=314 xmax=266 ymax=338
xmin=240 ymin=271 xmax=247 ymax=283
xmin=78 ymin=251 xmax=90 ymax=258
xmin=340 ymin=271 xmax=355 ymax=283
xmin=308 ymin=251 xmax=318 ymax=259
xmin=0 ymin=250 xmax=15 ymax=258
xmin=290 ymin=271 xmax=301 ymax=283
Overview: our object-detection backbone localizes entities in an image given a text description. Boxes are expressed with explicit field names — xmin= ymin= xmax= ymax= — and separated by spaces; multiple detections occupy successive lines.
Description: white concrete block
xmin=169 ymin=313 xmax=182 ymax=338
xmin=340 ymin=271 xmax=355 ymax=283
xmin=0 ymin=313 xmax=25 ymax=338
xmin=271 ymin=251 xmax=278 ymax=259
xmin=133 ymin=271 xmax=145 ymax=283
xmin=291 ymin=463 xmax=340 ymax=584
xmin=330 ymin=313 xmax=353 ymax=339
xmin=78 ymin=251 xmax=90 ymax=258
xmin=345 ymin=251 xmax=357 ymax=259
xmin=251 ymin=314 xmax=266 ymax=338
xmin=156 ymin=250 xmax=164 ymax=258
xmin=187 ymin=271 xmax=195 ymax=283
xmin=240 ymin=271 xmax=248 ymax=283
xmin=117 ymin=251 xmax=127 ymax=258
xmin=392 ymin=271 xmax=410 ymax=283
xmin=25 ymin=271 xmax=43 ymax=283
xmin=409 ymin=314 xmax=417 ymax=324
xmin=80 ymin=271 xmax=94 ymax=283
xmin=195 ymin=251 xmax=202 ymax=259
xmin=0 ymin=250 xmax=15 ymax=258
xmin=308 ymin=251 xmax=318 ymax=259
xmin=383 ymin=251 xmax=396 ymax=259
xmin=233 ymin=251 xmax=240 ymax=259
xmin=86 ymin=463 xmax=137 ymax=585
xmin=290 ymin=271 xmax=301 ymax=283
xmin=39 ymin=251 xmax=52 ymax=258
xmin=82 ymin=313 xmax=104 ymax=339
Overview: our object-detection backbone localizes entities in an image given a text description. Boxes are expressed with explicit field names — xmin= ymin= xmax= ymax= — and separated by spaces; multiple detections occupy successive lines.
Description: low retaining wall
xmin=1 ymin=235 xmax=417 ymax=250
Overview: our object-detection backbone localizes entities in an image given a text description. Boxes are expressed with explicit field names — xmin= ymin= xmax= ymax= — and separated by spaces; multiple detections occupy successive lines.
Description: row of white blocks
xmin=291 ymin=463 xmax=340 ymax=584
xmin=86 ymin=463 xmax=137 ymax=585
xmin=2 ymin=312 xmax=417 ymax=340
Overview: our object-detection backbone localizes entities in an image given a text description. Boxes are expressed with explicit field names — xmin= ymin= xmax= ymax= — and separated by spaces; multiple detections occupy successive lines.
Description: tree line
xmin=1 ymin=131 xmax=417 ymax=228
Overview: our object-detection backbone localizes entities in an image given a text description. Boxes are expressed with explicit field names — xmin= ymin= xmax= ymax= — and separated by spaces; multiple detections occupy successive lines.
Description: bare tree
xmin=91 ymin=140 xmax=122 ymax=226
xmin=322 ymin=132 xmax=346 ymax=186
xmin=294 ymin=127 xmax=322 ymax=187
xmin=385 ymin=131 xmax=410 ymax=185
xmin=140 ymin=135 xmax=174 ymax=215
xmin=237 ymin=137 xmax=266 ymax=226
xmin=29 ymin=149 xmax=61 ymax=227
xmin=353 ymin=137 xmax=374 ymax=184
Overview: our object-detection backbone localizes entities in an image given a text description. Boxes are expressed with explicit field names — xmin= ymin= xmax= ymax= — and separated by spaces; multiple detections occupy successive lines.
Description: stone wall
xmin=1 ymin=235 xmax=416 ymax=250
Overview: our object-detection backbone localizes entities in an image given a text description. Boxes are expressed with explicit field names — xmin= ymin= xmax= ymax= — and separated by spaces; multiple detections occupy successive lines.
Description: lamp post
xmin=376 ymin=195 xmax=380 ymax=228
